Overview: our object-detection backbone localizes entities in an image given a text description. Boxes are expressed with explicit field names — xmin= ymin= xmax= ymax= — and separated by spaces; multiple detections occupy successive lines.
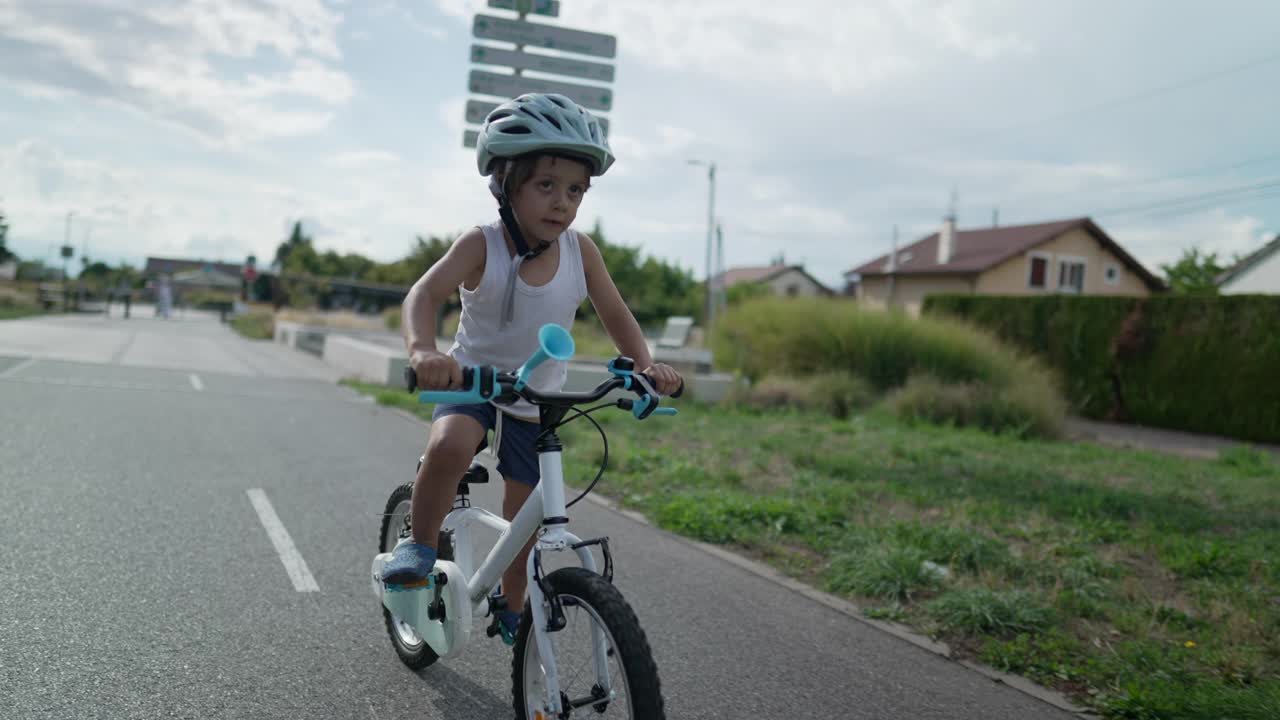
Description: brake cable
xmin=536 ymin=402 xmax=614 ymax=508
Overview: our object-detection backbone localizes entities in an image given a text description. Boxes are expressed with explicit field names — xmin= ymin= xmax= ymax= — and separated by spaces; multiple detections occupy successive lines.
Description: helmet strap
xmin=493 ymin=160 xmax=549 ymax=260
xmin=497 ymin=201 xmax=549 ymax=260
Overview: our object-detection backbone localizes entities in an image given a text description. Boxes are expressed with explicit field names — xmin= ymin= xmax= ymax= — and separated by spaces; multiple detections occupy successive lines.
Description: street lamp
xmin=62 ymin=211 xmax=76 ymax=281
xmin=688 ymin=159 xmax=716 ymax=332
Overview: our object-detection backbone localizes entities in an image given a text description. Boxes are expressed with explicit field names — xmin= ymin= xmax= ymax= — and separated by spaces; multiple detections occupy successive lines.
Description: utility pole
xmin=715 ymin=221 xmax=725 ymax=316
xmin=689 ymin=159 xmax=717 ymax=331
xmin=63 ymin=211 xmax=75 ymax=281
xmin=888 ymin=225 xmax=898 ymax=309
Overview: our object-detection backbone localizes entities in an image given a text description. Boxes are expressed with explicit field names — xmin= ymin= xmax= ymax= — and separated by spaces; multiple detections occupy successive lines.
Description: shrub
xmin=383 ymin=306 xmax=401 ymax=330
xmin=925 ymin=294 xmax=1280 ymax=444
xmin=229 ymin=310 xmax=274 ymax=340
xmin=713 ymin=298 xmax=1065 ymax=437
xmin=738 ymin=372 xmax=875 ymax=419
xmin=887 ymin=373 xmax=1065 ymax=438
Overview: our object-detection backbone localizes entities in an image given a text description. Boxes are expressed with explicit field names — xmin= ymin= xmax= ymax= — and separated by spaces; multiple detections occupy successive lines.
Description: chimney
xmin=937 ymin=215 xmax=956 ymax=266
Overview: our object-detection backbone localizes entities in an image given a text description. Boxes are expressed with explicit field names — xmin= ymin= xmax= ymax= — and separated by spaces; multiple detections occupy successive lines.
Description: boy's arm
xmin=402 ymin=228 xmax=485 ymax=388
xmin=579 ymin=232 xmax=683 ymax=394
xmin=579 ymin=232 xmax=652 ymax=367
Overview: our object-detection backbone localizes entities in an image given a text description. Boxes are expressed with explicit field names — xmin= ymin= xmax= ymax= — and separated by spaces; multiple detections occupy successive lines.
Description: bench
xmin=37 ymin=284 xmax=65 ymax=310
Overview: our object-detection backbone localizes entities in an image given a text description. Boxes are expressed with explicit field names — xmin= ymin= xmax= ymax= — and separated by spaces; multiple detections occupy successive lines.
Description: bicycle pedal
xmin=383 ymin=576 xmax=433 ymax=592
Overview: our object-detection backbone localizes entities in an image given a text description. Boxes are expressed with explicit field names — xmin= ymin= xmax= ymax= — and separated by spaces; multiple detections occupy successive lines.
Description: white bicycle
xmin=372 ymin=324 xmax=681 ymax=719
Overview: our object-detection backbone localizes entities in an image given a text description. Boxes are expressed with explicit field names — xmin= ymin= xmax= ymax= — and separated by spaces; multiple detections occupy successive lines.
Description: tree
xmin=274 ymin=221 xmax=312 ymax=269
xmin=583 ymin=220 xmax=700 ymax=326
xmin=0 ymin=207 xmax=13 ymax=264
xmin=1160 ymin=247 xmax=1227 ymax=294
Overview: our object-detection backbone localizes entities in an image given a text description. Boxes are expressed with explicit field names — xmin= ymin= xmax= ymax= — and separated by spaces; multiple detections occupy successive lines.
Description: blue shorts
xmin=431 ymin=403 xmax=543 ymax=487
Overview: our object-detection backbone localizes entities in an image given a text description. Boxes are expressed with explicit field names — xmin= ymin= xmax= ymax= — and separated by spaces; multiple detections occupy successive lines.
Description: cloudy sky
xmin=1 ymin=0 xmax=1278 ymax=288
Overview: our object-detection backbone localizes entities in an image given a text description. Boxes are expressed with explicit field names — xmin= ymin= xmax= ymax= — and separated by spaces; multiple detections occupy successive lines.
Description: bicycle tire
xmin=377 ymin=482 xmax=453 ymax=669
xmin=512 ymin=567 xmax=665 ymax=719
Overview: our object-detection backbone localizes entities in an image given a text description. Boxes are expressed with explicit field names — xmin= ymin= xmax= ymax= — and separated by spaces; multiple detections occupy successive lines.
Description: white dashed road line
xmin=0 ymin=357 xmax=37 ymax=378
xmin=246 ymin=488 xmax=320 ymax=592
xmin=189 ymin=373 xmax=204 ymax=391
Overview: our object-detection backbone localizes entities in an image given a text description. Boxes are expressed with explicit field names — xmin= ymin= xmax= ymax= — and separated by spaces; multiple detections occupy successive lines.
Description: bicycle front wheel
xmin=512 ymin=568 xmax=665 ymax=719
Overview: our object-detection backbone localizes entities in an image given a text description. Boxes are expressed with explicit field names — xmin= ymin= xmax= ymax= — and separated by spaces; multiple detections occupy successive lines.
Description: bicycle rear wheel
xmin=378 ymin=482 xmax=453 ymax=669
xmin=512 ymin=568 xmax=665 ymax=719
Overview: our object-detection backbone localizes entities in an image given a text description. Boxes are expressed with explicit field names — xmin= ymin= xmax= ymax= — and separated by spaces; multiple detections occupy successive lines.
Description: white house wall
xmin=1221 ymin=250 xmax=1280 ymax=294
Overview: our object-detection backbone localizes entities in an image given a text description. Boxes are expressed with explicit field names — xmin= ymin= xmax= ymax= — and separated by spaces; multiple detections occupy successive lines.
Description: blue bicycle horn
xmin=514 ymin=323 xmax=576 ymax=390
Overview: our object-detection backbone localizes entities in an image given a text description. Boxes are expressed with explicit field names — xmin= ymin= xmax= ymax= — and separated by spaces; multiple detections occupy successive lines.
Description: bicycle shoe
xmin=497 ymin=609 xmax=521 ymax=646
xmin=381 ymin=541 xmax=437 ymax=586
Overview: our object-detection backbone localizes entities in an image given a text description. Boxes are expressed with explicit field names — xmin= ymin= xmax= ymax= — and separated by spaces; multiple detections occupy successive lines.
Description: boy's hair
xmin=495 ymin=153 xmax=592 ymax=198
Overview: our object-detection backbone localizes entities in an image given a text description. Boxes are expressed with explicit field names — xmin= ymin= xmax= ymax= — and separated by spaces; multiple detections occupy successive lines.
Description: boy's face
xmin=509 ymin=155 xmax=591 ymax=244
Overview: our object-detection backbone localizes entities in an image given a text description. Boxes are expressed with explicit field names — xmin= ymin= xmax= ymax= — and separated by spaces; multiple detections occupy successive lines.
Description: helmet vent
xmin=500 ymin=125 xmax=532 ymax=134
xmin=538 ymin=112 xmax=562 ymax=131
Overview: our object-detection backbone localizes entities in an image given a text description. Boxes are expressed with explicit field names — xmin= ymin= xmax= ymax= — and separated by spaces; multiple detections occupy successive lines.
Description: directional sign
xmin=473 ymin=14 xmax=616 ymax=59
xmin=466 ymin=99 xmax=609 ymax=133
xmin=488 ymin=0 xmax=560 ymax=17
xmin=469 ymin=69 xmax=612 ymax=111
xmin=471 ymin=44 xmax=614 ymax=83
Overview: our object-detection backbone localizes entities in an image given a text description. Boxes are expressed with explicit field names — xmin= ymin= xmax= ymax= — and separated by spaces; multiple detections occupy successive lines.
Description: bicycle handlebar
xmin=404 ymin=364 xmax=681 ymax=415
xmin=402 ymin=323 xmax=682 ymax=419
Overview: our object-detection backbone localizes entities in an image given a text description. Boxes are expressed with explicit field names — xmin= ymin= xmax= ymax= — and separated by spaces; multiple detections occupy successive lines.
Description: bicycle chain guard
xmin=371 ymin=553 xmax=472 ymax=659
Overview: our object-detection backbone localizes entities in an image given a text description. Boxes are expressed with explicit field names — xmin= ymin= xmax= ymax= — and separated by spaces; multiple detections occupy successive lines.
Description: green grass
xmin=228 ymin=310 xmax=275 ymax=340
xmin=0 ymin=306 xmax=49 ymax=320
xmin=342 ymin=381 xmax=1280 ymax=718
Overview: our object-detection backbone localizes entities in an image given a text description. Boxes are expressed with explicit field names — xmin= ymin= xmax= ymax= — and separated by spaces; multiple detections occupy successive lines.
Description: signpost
xmin=470 ymin=44 xmax=614 ymax=83
xmin=472 ymin=15 xmax=615 ymax=58
xmin=463 ymin=3 xmax=617 ymax=148
xmin=469 ymin=70 xmax=612 ymax=111
xmin=487 ymin=0 xmax=560 ymax=17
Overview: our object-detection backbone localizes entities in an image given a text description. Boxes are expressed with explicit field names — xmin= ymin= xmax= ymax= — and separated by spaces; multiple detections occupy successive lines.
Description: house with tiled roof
xmin=844 ymin=216 xmax=1164 ymax=315
xmin=716 ymin=264 xmax=831 ymax=298
xmin=1217 ymin=235 xmax=1280 ymax=294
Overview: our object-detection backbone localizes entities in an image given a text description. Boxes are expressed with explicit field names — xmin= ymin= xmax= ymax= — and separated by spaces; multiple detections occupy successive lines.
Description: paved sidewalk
xmin=1066 ymin=416 xmax=1280 ymax=460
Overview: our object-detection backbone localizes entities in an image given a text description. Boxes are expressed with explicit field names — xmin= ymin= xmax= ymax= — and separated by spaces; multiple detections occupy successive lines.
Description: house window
xmin=1059 ymin=259 xmax=1086 ymax=293
xmin=786 ymin=284 xmax=799 ymax=297
xmin=1105 ymin=263 xmax=1121 ymax=285
xmin=1028 ymin=253 xmax=1049 ymax=289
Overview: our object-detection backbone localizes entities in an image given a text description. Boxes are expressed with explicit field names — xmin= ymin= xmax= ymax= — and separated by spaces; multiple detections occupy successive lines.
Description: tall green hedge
xmin=924 ymin=294 xmax=1280 ymax=443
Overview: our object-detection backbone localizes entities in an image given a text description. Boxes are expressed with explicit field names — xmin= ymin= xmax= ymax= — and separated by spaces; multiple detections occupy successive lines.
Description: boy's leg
xmin=411 ymin=413 xmax=486 ymax=545
xmin=382 ymin=412 xmax=485 ymax=583
xmin=500 ymin=477 xmax=538 ymax=612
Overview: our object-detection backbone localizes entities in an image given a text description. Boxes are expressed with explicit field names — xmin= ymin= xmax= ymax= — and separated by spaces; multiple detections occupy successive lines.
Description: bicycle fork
xmin=526 ymin=534 xmax=614 ymax=716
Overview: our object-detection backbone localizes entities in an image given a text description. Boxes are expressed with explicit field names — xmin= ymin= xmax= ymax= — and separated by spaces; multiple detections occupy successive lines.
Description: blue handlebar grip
xmin=417 ymin=367 xmax=495 ymax=405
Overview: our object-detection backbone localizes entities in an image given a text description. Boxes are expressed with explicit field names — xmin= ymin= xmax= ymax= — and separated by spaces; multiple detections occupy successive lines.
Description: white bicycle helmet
xmin=476 ymin=93 xmax=614 ymax=177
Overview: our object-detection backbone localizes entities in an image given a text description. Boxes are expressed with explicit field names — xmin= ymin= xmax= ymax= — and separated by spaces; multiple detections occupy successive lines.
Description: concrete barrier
xmin=324 ymin=335 xmax=408 ymax=386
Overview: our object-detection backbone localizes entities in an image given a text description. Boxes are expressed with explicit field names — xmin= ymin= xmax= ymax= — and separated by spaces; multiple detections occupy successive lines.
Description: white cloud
xmin=325 ymin=150 xmax=405 ymax=168
xmin=0 ymin=0 xmax=352 ymax=145
xmin=1112 ymin=210 xmax=1272 ymax=273
xmin=437 ymin=0 xmax=1034 ymax=97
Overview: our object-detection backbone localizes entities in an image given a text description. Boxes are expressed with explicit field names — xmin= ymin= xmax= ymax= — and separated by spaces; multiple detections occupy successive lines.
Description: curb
xmin=362 ymin=388 xmax=1094 ymax=718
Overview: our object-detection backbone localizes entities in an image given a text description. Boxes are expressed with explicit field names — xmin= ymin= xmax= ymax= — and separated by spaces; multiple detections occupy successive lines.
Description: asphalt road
xmin=0 ymin=310 xmax=1072 ymax=719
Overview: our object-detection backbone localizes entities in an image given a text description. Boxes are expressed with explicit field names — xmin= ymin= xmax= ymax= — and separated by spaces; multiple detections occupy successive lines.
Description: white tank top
xmin=449 ymin=220 xmax=589 ymax=419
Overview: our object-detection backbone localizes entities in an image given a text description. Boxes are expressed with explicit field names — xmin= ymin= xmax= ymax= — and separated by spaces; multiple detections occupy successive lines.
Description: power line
xmin=1091 ymin=177 xmax=1280 ymax=217
xmin=1098 ymin=185 xmax=1280 ymax=223
xmin=845 ymin=49 xmax=1280 ymax=165
xmin=963 ymin=150 xmax=1280 ymax=213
